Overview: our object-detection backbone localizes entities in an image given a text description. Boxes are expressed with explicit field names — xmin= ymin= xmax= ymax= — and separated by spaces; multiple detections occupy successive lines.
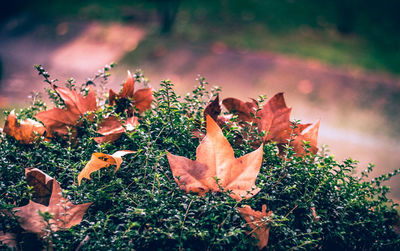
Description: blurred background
xmin=0 ymin=0 xmax=400 ymax=200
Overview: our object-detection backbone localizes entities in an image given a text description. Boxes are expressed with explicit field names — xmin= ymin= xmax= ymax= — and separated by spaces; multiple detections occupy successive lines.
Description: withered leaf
xmin=3 ymin=111 xmax=46 ymax=144
xmin=311 ymin=206 xmax=320 ymax=221
xmin=35 ymin=87 xmax=97 ymax=136
xmin=238 ymin=204 xmax=273 ymax=250
xmin=109 ymin=71 xmax=153 ymax=113
xmin=13 ymin=179 xmax=92 ymax=235
xmin=204 ymin=94 xmax=221 ymax=121
xmin=223 ymin=93 xmax=319 ymax=155
xmin=25 ymin=168 xmax=54 ymax=206
xmin=78 ymin=150 xmax=135 ymax=185
xmin=167 ymin=115 xmax=263 ymax=201
xmin=222 ymin=97 xmax=258 ymax=122
xmin=0 ymin=231 xmax=16 ymax=249
xmin=290 ymin=121 xmax=320 ymax=155
xmin=256 ymin=93 xmax=292 ymax=143
xmin=94 ymin=116 xmax=138 ymax=143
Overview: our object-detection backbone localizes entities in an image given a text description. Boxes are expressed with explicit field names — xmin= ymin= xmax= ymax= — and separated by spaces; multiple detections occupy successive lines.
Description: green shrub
xmin=1 ymin=66 xmax=399 ymax=250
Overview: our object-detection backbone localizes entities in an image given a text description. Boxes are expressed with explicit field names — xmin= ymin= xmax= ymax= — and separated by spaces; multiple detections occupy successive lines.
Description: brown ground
xmin=1 ymin=21 xmax=400 ymax=201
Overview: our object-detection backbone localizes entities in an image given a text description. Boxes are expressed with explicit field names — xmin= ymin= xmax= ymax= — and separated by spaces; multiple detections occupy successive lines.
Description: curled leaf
xmin=94 ymin=116 xmax=138 ymax=143
xmin=25 ymin=168 xmax=54 ymax=206
xmin=222 ymin=97 xmax=257 ymax=122
xmin=78 ymin=150 xmax=135 ymax=185
xmin=167 ymin=115 xmax=263 ymax=201
xmin=3 ymin=111 xmax=46 ymax=144
xmin=238 ymin=204 xmax=273 ymax=250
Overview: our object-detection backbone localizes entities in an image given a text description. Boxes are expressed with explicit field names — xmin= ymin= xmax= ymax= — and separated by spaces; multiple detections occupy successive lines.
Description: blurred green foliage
xmin=2 ymin=0 xmax=399 ymax=73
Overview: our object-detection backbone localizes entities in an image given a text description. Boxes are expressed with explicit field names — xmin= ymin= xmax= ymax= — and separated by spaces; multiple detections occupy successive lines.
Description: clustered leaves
xmin=0 ymin=66 xmax=399 ymax=250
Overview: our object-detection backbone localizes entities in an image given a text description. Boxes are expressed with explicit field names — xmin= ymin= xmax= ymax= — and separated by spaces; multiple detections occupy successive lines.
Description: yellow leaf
xmin=78 ymin=150 xmax=135 ymax=185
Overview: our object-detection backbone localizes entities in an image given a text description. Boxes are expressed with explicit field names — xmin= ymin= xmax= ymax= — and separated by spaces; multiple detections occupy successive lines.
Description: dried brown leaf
xmin=0 ymin=231 xmax=17 ymax=249
xmin=94 ymin=116 xmax=138 ymax=143
xmin=13 ymin=180 xmax=92 ymax=235
xmin=238 ymin=204 xmax=273 ymax=250
xmin=222 ymin=97 xmax=257 ymax=122
xmin=204 ymin=94 xmax=221 ymax=121
xmin=25 ymin=168 xmax=54 ymax=206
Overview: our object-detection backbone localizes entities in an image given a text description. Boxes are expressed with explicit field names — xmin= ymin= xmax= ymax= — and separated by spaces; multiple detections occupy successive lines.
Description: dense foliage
xmin=1 ymin=66 xmax=399 ymax=250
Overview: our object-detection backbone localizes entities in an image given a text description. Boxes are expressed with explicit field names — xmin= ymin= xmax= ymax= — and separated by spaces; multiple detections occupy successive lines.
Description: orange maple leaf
xmin=35 ymin=87 xmax=97 ymax=136
xmin=3 ymin=111 xmax=46 ymax=144
xmin=78 ymin=150 xmax=135 ymax=185
xmin=109 ymin=71 xmax=153 ymax=114
xmin=167 ymin=115 xmax=263 ymax=201
xmin=12 ymin=178 xmax=92 ymax=235
xmin=94 ymin=116 xmax=138 ymax=143
xmin=238 ymin=204 xmax=273 ymax=250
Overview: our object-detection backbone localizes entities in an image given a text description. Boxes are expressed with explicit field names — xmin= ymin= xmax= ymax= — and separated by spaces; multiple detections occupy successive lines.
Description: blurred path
xmin=0 ymin=21 xmax=145 ymax=102
xmin=1 ymin=21 xmax=400 ymax=200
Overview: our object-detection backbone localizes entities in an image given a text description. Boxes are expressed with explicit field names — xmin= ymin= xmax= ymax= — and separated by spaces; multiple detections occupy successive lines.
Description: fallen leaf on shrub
xmin=223 ymin=93 xmax=319 ymax=155
xmin=311 ymin=206 xmax=320 ymax=221
xmin=290 ymin=121 xmax=320 ymax=155
xmin=13 ymin=179 xmax=92 ymax=235
xmin=238 ymin=204 xmax=273 ymax=250
xmin=3 ymin=111 xmax=46 ymax=144
xmin=167 ymin=115 xmax=263 ymax=201
xmin=192 ymin=94 xmax=228 ymax=140
xmin=109 ymin=71 xmax=153 ymax=113
xmin=256 ymin=93 xmax=292 ymax=143
xmin=94 ymin=116 xmax=138 ymax=143
xmin=204 ymin=94 xmax=221 ymax=121
xmin=222 ymin=97 xmax=258 ymax=122
xmin=25 ymin=168 xmax=54 ymax=206
xmin=35 ymin=87 xmax=97 ymax=136
xmin=78 ymin=150 xmax=135 ymax=185
xmin=0 ymin=231 xmax=16 ymax=248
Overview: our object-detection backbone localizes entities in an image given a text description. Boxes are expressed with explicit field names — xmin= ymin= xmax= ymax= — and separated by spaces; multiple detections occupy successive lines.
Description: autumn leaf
xmin=109 ymin=71 xmax=153 ymax=114
xmin=3 ymin=111 xmax=46 ymax=144
xmin=25 ymin=168 xmax=54 ymax=206
xmin=192 ymin=94 xmax=227 ymax=140
xmin=311 ymin=206 xmax=320 ymax=221
xmin=222 ymin=97 xmax=258 ymax=122
xmin=78 ymin=150 xmax=135 ymax=185
xmin=94 ymin=116 xmax=138 ymax=143
xmin=222 ymin=93 xmax=320 ymax=155
xmin=204 ymin=94 xmax=221 ymax=121
xmin=167 ymin=115 xmax=263 ymax=201
xmin=289 ymin=121 xmax=320 ymax=155
xmin=238 ymin=204 xmax=273 ymax=250
xmin=256 ymin=93 xmax=292 ymax=143
xmin=0 ymin=231 xmax=16 ymax=249
xmin=13 ymin=179 xmax=92 ymax=235
xmin=35 ymin=87 xmax=97 ymax=137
